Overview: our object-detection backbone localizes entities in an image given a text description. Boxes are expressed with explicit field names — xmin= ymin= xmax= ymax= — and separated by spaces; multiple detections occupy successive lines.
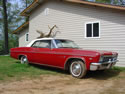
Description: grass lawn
xmin=0 ymin=56 xmax=125 ymax=82
xmin=0 ymin=56 xmax=59 ymax=82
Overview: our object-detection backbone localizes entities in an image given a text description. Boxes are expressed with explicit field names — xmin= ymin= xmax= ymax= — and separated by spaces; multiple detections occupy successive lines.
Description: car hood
xmin=71 ymin=48 xmax=115 ymax=56
xmin=90 ymin=50 xmax=113 ymax=55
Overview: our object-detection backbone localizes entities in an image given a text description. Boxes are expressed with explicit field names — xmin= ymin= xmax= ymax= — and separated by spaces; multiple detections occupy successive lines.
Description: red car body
xmin=10 ymin=38 xmax=118 ymax=78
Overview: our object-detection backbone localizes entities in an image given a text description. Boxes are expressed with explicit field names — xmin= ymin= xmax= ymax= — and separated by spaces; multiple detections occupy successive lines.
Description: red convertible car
xmin=10 ymin=38 xmax=118 ymax=78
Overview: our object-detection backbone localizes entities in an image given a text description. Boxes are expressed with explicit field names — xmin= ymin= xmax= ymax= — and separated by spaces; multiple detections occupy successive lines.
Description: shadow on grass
xmin=29 ymin=63 xmax=69 ymax=75
xmin=17 ymin=62 xmax=121 ymax=80
xmin=30 ymin=63 xmax=121 ymax=80
xmin=85 ymin=70 xmax=121 ymax=80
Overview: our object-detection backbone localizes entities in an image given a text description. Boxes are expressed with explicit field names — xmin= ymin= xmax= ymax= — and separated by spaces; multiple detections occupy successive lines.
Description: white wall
xmin=18 ymin=28 xmax=29 ymax=47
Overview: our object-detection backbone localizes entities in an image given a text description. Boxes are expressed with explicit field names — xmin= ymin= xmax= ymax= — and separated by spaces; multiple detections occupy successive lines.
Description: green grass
xmin=0 ymin=56 xmax=59 ymax=82
xmin=112 ymin=66 xmax=125 ymax=71
xmin=0 ymin=56 xmax=125 ymax=82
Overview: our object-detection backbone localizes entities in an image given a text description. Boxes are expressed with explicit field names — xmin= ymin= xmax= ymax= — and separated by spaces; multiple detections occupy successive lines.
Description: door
xmin=30 ymin=40 xmax=53 ymax=65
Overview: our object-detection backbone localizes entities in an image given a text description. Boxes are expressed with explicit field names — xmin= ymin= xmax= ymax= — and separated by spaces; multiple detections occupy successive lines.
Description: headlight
xmin=99 ymin=55 xmax=103 ymax=62
xmin=113 ymin=55 xmax=118 ymax=61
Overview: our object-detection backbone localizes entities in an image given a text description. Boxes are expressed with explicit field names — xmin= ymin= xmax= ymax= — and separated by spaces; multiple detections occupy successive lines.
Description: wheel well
xmin=18 ymin=55 xmax=24 ymax=60
xmin=64 ymin=58 xmax=85 ymax=71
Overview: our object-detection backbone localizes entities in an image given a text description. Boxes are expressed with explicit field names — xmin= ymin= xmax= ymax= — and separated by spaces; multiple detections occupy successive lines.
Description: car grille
xmin=100 ymin=55 xmax=118 ymax=63
xmin=103 ymin=56 xmax=113 ymax=62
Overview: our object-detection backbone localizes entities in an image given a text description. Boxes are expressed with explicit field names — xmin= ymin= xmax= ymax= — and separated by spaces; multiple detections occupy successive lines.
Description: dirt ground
xmin=0 ymin=71 xmax=125 ymax=94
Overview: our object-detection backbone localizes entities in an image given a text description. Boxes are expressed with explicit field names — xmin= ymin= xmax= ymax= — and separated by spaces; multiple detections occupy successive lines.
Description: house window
xmin=85 ymin=22 xmax=100 ymax=38
xmin=44 ymin=8 xmax=49 ymax=16
xmin=25 ymin=33 xmax=29 ymax=42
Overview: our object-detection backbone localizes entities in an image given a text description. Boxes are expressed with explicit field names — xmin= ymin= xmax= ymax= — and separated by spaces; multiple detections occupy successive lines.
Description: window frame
xmin=25 ymin=33 xmax=29 ymax=42
xmin=85 ymin=21 xmax=100 ymax=39
xmin=31 ymin=40 xmax=55 ymax=49
xmin=44 ymin=8 xmax=49 ymax=16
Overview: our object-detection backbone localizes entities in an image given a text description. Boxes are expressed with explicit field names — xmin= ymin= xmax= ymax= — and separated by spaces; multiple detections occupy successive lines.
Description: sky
xmin=10 ymin=0 xmax=24 ymax=9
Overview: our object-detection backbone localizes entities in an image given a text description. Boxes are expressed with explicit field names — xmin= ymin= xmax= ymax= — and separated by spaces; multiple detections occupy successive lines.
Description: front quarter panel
xmin=64 ymin=54 xmax=100 ymax=70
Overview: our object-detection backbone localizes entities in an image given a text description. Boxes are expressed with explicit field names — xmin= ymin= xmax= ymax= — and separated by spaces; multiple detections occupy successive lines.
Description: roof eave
xmin=66 ymin=0 xmax=125 ymax=11
xmin=21 ymin=0 xmax=125 ymax=16
xmin=20 ymin=0 xmax=44 ymax=16
xmin=12 ymin=22 xmax=29 ymax=34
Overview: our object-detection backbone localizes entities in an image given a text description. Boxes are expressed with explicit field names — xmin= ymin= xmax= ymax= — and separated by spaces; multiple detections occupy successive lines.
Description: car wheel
xmin=20 ymin=56 xmax=29 ymax=64
xmin=70 ymin=60 xmax=87 ymax=79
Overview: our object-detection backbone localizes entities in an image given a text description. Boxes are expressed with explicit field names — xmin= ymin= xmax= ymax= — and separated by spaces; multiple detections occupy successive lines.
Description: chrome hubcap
xmin=21 ymin=56 xmax=28 ymax=64
xmin=71 ymin=62 xmax=82 ymax=76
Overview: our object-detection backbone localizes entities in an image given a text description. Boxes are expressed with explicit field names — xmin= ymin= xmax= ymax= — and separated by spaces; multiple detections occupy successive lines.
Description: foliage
xmin=0 ymin=0 xmax=33 ymax=55
xmin=21 ymin=0 xmax=34 ymax=8
xmin=0 ymin=56 xmax=58 ymax=82
xmin=86 ymin=0 xmax=125 ymax=5
xmin=0 ymin=40 xmax=4 ymax=51
xmin=96 ymin=0 xmax=111 ymax=3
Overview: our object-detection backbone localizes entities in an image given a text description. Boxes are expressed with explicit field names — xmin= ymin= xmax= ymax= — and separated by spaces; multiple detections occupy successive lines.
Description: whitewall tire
xmin=20 ymin=56 xmax=29 ymax=64
xmin=70 ymin=60 xmax=87 ymax=79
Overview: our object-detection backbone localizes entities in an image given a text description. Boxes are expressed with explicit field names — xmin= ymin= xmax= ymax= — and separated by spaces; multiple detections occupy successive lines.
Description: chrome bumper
xmin=90 ymin=60 xmax=118 ymax=71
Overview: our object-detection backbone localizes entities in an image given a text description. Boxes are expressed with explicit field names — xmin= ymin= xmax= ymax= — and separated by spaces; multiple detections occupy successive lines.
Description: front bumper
xmin=90 ymin=60 xmax=118 ymax=71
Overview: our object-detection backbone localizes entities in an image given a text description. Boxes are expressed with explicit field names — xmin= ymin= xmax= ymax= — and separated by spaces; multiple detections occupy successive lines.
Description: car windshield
xmin=55 ymin=39 xmax=79 ymax=49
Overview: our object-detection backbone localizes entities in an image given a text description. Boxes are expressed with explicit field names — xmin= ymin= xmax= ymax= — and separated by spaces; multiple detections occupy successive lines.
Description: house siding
xmin=27 ymin=1 xmax=125 ymax=66
xmin=18 ymin=28 xmax=29 ymax=47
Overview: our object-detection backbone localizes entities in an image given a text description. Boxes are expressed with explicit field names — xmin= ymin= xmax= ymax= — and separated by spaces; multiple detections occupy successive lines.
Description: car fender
xmin=64 ymin=56 xmax=87 ymax=70
xmin=18 ymin=54 xmax=28 ymax=60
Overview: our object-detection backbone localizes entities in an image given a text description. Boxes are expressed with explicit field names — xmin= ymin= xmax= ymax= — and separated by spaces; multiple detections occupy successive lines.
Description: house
xmin=13 ymin=0 xmax=125 ymax=67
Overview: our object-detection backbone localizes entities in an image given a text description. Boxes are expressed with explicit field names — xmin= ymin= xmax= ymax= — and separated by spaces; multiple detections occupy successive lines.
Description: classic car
xmin=10 ymin=38 xmax=118 ymax=78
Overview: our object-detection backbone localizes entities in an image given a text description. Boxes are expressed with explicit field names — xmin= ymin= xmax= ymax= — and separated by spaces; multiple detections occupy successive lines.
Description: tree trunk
xmin=26 ymin=0 xmax=29 ymax=21
xmin=26 ymin=0 xmax=28 ymax=8
xmin=2 ymin=0 xmax=9 ymax=54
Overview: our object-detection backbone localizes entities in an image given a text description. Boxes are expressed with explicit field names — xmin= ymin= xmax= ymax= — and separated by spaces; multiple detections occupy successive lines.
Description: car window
xmin=32 ymin=41 xmax=40 ymax=48
xmin=55 ymin=39 xmax=79 ymax=49
xmin=32 ymin=40 xmax=51 ymax=48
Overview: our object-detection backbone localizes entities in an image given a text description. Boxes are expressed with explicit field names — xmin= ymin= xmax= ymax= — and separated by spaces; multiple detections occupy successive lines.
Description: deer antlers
xmin=36 ymin=25 xmax=59 ymax=38
xmin=46 ymin=25 xmax=58 ymax=37
xmin=36 ymin=30 xmax=45 ymax=38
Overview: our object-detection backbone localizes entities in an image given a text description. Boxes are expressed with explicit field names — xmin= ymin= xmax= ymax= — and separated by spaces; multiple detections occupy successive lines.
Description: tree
xmin=21 ymin=0 xmax=34 ymax=21
xmin=2 ymin=0 xmax=9 ymax=54
xmin=111 ymin=0 xmax=125 ymax=5
xmin=86 ymin=0 xmax=125 ymax=5
xmin=0 ymin=1 xmax=3 ymax=36
xmin=0 ymin=0 xmax=25 ymax=54
xmin=0 ymin=0 xmax=34 ymax=55
xmin=96 ymin=0 xmax=111 ymax=3
xmin=1 ymin=1 xmax=19 ymax=54
xmin=21 ymin=0 xmax=33 ymax=8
